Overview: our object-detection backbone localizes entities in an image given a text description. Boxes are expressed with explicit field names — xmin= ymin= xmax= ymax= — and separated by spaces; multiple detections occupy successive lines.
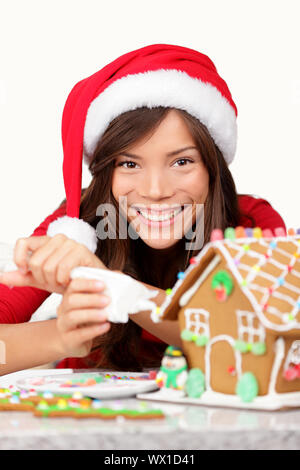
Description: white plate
xmin=14 ymin=370 xmax=158 ymax=399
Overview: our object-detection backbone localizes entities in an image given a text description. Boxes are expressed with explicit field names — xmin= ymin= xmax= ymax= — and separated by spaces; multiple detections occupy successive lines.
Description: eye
xmin=173 ymin=158 xmax=194 ymax=167
xmin=116 ymin=160 xmax=139 ymax=169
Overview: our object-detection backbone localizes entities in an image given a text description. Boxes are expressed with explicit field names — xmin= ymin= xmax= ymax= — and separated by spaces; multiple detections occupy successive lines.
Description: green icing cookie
xmin=236 ymin=372 xmax=259 ymax=403
xmin=185 ymin=368 xmax=205 ymax=398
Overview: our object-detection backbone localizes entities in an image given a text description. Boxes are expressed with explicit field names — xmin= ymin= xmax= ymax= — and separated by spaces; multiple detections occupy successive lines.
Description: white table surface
xmin=0 ymin=368 xmax=300 ymax=450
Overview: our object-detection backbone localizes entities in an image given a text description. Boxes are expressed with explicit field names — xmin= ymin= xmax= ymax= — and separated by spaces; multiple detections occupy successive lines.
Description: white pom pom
xmin=47 ymin=216 xmax=98 ymax=253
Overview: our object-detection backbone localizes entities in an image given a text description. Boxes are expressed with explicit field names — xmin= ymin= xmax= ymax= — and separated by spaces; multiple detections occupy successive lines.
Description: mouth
xmin=132 ymin=205 xmax=186 ymax=225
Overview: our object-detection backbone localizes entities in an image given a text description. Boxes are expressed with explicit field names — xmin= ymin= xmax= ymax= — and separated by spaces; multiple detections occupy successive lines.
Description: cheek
xmin=182 ymin=167 xmax=209 ymax=202
xmin=111 ymin=172 xmax=133 ymax=199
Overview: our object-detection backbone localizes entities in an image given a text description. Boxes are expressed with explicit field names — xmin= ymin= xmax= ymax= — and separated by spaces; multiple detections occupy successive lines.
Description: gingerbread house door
xmin=206 ymin=336 xmax=240 ymax=394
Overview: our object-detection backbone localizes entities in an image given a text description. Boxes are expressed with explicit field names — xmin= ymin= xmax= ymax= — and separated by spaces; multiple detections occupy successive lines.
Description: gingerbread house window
xmin=285 ymin=341 xmax=300 ymax=368
xmin=236 ymin=310 xmax=266 ymax=343
xmin=184 ymin=308 xmax=210 ymax=338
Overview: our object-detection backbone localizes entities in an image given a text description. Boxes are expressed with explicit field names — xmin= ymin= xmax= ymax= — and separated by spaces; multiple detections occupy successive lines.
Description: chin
xmin=140 ymin=237 xmax=179 ymax=250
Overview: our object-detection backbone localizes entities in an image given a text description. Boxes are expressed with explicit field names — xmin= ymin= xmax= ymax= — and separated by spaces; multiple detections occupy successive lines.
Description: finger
xmin=0 ymin=269 xmax=36 ymax=288
xmin=65 ymin=322 xmax=111 ymax=346
xmin=42 ymin=239 xmax=77 ymax=289
xmin=67 ymin=278 xmax=106 ymax=294
xmin=55 ymin=247 xmax=88 ymax=286
xmin=27 ymin=235 xmax=69 ymax=287
xmin=65 ymin=292 xmax=111 ymax=311
xmin=58 ymin=309 xmax=109 ymax=332
xmin=13 ymin=236 xmax=50 ymax=273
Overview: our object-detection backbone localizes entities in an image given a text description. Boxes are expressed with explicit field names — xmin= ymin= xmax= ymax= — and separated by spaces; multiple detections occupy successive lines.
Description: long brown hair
xmin=59 ymin=106 xmax=244 ymax=370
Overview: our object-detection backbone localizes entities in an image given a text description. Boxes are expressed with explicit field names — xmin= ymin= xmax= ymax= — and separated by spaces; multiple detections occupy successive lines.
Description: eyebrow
xmin=119 ymin=146 xmax=198 ymax=160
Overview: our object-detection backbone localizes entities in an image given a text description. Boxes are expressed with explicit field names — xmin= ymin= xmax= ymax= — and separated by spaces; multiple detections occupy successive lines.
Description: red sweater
xmin=0 ymin=195 xmax=286 ymax=369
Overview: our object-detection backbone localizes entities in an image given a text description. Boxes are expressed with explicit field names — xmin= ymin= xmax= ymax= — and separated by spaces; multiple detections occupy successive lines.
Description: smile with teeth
xmin=136 ymin=207 xmax=184 ymax=222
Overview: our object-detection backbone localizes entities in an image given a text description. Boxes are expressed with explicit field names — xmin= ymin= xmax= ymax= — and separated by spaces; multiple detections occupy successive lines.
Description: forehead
xmin=128 ymin=109 xmax=197 ymax=153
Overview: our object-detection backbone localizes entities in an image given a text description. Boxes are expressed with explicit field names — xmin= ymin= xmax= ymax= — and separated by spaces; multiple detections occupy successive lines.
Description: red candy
xmin=148 ymin=370 xmax=157 ymax=380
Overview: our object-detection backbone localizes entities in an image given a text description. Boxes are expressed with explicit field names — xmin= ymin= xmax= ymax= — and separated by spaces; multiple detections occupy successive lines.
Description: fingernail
xmin=95 ymin=281 xmax=104 ymax=289
xmin=100 ymin=296 xmax=110 ymax=305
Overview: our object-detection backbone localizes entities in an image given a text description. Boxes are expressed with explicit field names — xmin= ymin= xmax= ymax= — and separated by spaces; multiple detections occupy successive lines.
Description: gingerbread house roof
xmin=152 ymin=230 xmax=300 ymax=333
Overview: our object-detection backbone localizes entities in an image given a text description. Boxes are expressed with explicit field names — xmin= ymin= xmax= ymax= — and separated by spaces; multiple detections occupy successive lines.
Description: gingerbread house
xmin=150 ymin=227 xmax=300 ymax=409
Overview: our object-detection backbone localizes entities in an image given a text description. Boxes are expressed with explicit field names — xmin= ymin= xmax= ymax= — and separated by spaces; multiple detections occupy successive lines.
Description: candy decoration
xmin=235 ymin=226 xmax=246 ymax=238
xmin=37 ymin=400 xmax=49 ymax=410
xmin=252 ymin=342 xmax=267 ymax=356
xmin=180 ymin=329 xmax=194 ymax=341
xmin=57 ymin=399 xmax=68 ymax=409
xmin=236 ymin=372 xmax=259 ymax=403
xmin=235 ymin=340 xmax=249 ymax=353
xmin=274 ymin=227 xmax=286 ymax=237
xmin=284 ymin=365 xmax=300 ymax=381
xmin=210 ymin=229 xmax=223 ymax=242
xmin=245 ymin=228 xmax=253 ymax=238
xmin=189 ymin=257 xmax=198 ymax=265
xmin=148 ymin=370 xmax=157 ymax=380
xmin=185 ymin=368 xmax=205 ymax=398
xmin=224 ymin=227 xmax=235 ymax=240
xmin=211 ymin=270 xmax=233 ymax=301
xmin=195 ymin=335 xmax=209 ymax=347
xmin=262 ymin=229 xmax=273 ymax=238
xmin=177 ymin=271 xmax=185 ymax=280
xmin=288 ymin=228 xmax=295 ymax=236
xmin=165 ymin=288 xmax=172 ymax=295
xmin=253 ymin=227 xmax=262 ymax=239
xmin=228 ymin=366 xmax=236 ymax=376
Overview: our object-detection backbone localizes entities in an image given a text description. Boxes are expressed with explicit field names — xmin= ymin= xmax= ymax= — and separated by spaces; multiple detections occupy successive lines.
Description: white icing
xmin=268 ymin=337 xmax=285 ymax=395
xmin=283 ymin=340 xmax=300 ymax=371
xmin=158 ymin=235 xmax=300 ymax=332
xmin=138 ymin=389 xmax=300 ymax=410
xmin=236 ymin=310 xmax=266 ymax=343
xmin=70 ymin=267 xmax=159 ymax=323
xmin=184 ymin=308 xmax=210 ymax=338
xmin=179 ymin=254 xmax=221 ymax=307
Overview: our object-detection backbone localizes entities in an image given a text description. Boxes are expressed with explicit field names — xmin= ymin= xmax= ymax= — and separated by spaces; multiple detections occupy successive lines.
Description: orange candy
xmin=235 ymin=226 xmax=246 ymax=238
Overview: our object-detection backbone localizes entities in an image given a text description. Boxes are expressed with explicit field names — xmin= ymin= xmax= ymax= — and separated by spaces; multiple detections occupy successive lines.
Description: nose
xmin=137 ymin=169 xmax=174 ymax=201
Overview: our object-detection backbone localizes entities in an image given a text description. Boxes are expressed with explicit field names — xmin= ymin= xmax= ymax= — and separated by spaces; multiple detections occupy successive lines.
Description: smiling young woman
xmin=0 ymin=44 xmax=286 ymax=374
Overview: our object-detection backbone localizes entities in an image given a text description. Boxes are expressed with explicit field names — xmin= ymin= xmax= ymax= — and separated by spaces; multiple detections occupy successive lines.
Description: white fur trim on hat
xmin=47 ymin=216 xmax=98 ymax=253
xmin=83 ymin=69 xmax=237 ymax=165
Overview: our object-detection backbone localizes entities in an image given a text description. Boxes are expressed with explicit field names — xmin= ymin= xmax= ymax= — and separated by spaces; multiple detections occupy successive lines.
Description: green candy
xmin=181 ymin=329 xmax=194 ymax=341
xmin=234 ymin=340 xmax=249 ymax=353
xmin=195 ymin=335 xmax=208 ymax=347
xmin=252 ymin=342 xmax=266 ymax=356
xmin=236 ymin=372 xmax=259 ymax=403
xmin=185 ymin=368 xmax=205 ymax=398
xmin=224 ymin=227 xmax=236 ymax=240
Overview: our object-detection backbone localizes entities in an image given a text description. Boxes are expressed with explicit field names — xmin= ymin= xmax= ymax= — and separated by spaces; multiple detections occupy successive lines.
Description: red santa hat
xmin=47 ymin=43 xmax=238 ymax=252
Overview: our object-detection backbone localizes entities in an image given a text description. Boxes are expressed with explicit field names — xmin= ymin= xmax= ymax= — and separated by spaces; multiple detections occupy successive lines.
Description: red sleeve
xmin=238 ymin=195 xmax=286 ymax=233
xmin=0 ymin=203 xmax=67 ymax=324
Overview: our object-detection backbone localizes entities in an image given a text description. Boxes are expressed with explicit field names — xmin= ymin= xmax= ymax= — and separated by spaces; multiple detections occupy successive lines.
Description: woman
xmin=0 ymin=44 xmax=285 ymax=375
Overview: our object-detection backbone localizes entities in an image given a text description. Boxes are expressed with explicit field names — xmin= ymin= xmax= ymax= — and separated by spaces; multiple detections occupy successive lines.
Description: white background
xmin=0 ymin=0 xmax=299 ymax=245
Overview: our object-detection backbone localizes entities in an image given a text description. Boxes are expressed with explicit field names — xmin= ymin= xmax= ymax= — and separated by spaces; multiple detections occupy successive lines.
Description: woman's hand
xmin=56 ymin=277 xmax=111 ymax=358
xmin=0 ymin=234 xmax=106 ymax=294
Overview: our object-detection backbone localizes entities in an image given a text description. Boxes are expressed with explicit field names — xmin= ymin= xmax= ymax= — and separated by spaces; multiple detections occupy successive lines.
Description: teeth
xmin=138 ymin=208 xmax=182 ymax=221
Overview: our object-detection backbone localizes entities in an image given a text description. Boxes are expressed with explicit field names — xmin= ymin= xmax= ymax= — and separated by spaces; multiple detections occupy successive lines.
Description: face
xmin=112 ymin=109 xmax=209 ymax=251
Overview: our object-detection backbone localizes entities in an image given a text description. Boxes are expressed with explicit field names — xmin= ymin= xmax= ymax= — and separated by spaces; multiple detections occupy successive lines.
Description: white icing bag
xmin=70 ymin=267 xmax=159 ymax=323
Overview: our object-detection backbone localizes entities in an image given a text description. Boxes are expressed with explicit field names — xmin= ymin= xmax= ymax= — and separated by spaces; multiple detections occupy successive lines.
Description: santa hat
xmin=47 ymin=43 xmax=238 ymax=252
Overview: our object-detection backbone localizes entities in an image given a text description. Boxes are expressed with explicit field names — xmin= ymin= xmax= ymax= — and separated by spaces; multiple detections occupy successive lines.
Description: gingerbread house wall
xmin=178 ymin=256 xmax=277 ymax=396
